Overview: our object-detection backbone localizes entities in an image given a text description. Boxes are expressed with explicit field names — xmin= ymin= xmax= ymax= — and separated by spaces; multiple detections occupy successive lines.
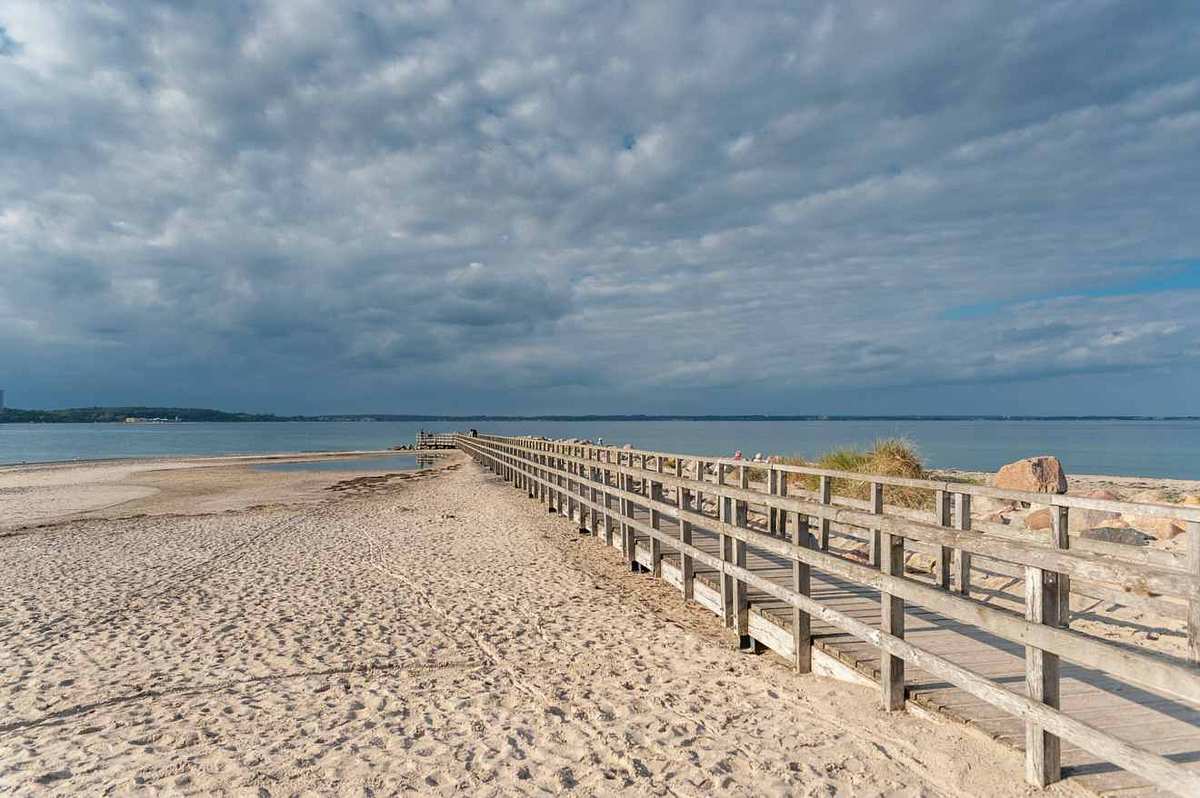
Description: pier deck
xmin=633 ymin=518 xmax=1200 ymax=796
xmin=459 ymin=434 xmax=1200 ymax=797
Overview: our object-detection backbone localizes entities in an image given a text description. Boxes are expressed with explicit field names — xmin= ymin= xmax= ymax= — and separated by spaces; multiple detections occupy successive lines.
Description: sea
xmin=2 ymin=419 xmax=1199 ymax=479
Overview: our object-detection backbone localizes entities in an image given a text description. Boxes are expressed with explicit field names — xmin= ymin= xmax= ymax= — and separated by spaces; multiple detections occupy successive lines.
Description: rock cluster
xmin=981 ymin=456 xmax=1192 ymax=549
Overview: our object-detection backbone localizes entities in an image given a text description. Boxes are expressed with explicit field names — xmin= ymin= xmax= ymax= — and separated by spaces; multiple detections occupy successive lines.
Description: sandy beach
xmin=0 ymin=451 xmax=1089 ymax=796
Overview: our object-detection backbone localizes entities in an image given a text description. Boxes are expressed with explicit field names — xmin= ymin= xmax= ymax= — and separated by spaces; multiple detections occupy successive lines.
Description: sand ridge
xmin=0 ymin=455 xmax=1082 ymax=795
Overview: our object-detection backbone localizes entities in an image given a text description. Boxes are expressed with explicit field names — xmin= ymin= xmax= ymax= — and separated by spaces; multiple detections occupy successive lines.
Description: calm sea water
xmin=2 ymin=420 xmax=1198 ymax=479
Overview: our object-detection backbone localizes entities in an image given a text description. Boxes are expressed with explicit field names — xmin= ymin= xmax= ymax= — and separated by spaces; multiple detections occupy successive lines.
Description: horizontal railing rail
xmin=456 ymin=432 xmax=1200 ymax=796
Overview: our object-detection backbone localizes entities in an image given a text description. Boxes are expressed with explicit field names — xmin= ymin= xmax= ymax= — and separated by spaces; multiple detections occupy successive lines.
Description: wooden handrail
xmin=456 ymin=433 xmax=1200 ymax=796
xmin=484 ymin=434 xmax=1200 ymax=522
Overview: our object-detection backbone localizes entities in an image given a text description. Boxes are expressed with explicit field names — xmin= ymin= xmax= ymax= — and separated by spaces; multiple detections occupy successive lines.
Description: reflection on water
xmin=254 ymin=454 xmax=430 ymax=473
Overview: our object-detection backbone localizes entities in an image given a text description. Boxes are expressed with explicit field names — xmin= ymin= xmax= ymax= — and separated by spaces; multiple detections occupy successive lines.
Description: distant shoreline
xmin=4 ymin=407 xmax=1200 ymax=424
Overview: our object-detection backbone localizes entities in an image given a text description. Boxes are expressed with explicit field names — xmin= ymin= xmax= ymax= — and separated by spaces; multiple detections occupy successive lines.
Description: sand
xmin=0 ymin=454 xmax=1086 ymax=796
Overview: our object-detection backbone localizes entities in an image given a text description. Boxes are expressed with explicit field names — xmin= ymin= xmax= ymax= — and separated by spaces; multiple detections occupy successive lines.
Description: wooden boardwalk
xmin=458 ymin=435 xmax=1200 ymax=796
xmin=622 ymin=511 xmax=1200 ymax=796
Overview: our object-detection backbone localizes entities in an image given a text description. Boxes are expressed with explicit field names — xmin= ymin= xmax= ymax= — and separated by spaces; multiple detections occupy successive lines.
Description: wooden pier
xmin=457 ymin=434 xmax=1200 ymax=796
xmin=415 ymin=430 xmax=458 ymax=449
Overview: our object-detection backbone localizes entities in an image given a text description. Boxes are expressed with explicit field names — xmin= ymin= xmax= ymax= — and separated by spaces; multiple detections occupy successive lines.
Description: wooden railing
xmin=456 ymin=433 xmax=1200 ymax=795
xmin=415 ymin=430 xmax=458 ymax=449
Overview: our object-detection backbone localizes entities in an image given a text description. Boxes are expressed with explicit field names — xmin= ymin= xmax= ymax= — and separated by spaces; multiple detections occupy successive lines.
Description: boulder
xmin=1025 ymin=508 xmax=1052 ymax=531
xmin=1023 ymin=506 xmax=1121 ymax=534
xmin=994 ymin=456 xmax=1068 ymax=494
xmin=1069 ymin=507 xmax=1122 ymax=534
xmin=1081 ymin=526 xmax=1152 ymax=546
xmin=973 ymin=495 xmax=1018 ymax=514
xmin=1121 ymin=515 xmax=1186 ymax=541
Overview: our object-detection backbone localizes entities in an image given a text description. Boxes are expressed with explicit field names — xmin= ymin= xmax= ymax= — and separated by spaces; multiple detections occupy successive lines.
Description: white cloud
xmin=1 ymin=1 xmax=1199 ymax=414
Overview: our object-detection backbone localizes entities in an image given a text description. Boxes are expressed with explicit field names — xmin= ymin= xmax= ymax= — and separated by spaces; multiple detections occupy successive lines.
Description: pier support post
xmin=935 ymin=489 xmax=952 ymax=590
xmin=735 ymin=466 xmax=750 ymax=649
xmin=790 ymin=474 xmax=813 ymax=673
xmin=1025 ymin=556 xmax=1063 ymax=786
xmin=1190 ymin=521 xmax=1200 ymax=664
xmin=869 ymin=482 xmax=883 ymax=568
xmin=880 ymin=508 xmax=905 ymax=710
xmin=677 ymin=457 xmax=694 ymax=601
xmin=955 ymin=493 xmax=972 ymax=595
xmin=818 ymin=475 xmax=832 ymax=550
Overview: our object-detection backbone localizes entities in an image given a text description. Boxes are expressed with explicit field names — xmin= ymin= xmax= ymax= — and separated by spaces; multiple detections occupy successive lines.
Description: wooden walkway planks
xmin=624 ymin=505 xmax=1200 ymax=797
xmin=457 ymin=435 xmax=1200 ymax=796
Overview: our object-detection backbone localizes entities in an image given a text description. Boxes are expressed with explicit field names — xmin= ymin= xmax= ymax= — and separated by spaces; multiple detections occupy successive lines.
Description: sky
xmin=2 ymin=1 xmax=1199 ymax=416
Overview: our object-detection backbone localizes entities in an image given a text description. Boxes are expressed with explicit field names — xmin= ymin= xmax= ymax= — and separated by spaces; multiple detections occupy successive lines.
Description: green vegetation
xmin=783 ymin=437 xmax=931 ymax=509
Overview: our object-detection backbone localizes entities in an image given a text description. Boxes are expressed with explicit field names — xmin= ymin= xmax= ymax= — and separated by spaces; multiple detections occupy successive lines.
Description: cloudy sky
xmin=2 ymin=1 xmax=1199 ymax=415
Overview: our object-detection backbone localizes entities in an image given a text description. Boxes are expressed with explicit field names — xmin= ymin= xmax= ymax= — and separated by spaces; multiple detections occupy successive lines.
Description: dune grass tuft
xmin=783 ymin=438 xmax=930 ymax=509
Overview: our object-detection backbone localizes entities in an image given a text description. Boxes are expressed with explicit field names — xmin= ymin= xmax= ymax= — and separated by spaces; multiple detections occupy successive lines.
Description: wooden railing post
xmin=735 ymin=465 xmax=751 ymax=648
xmin=621 ymin=456 xmax=637 ymax=570
xmin=789 ymin=475 xmax=813 ymax=674
xmin=955 ymin=493 xmax=972 ymax=595
xmin=605 ymin=452 xmax=616 ymax=548
xmin=935 ymin=489 xmax=953 ymax=590
xmin=649 ymin=472 xmax=663 ymax=577
xmin=818 ymin=475 xmax=832 ymax=550
xmin=589 ymin=458 xmax=600 ymax=536
xmin=1052 ymin=506 xmax=1071 ymax=628
xmin=869 ymin=482 xmax=884 ymax=567
xmin=677 ymin=457 xmax=694 ymax=601
xmin=1025 ymin=555 xmax=1063 ymax=786
xmin=717 ymin=464 xmax=736 ymax=630
xmin=1191 ymin=520 xmax=1200 ymax=664
xmin=879 ymin=479 xmax=905 ymax=711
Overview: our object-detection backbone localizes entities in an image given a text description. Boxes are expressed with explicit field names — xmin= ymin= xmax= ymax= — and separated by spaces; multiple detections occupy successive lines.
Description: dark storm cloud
xmin=1 ymin=1 xmax=1199 ymax=414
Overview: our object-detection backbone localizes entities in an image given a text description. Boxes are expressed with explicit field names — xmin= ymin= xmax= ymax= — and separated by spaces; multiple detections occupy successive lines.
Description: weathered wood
xmin=677 ymin=457 xmax=694 ymax=601
xmin=955 ymin=492 xmax=972 ymax=596
xmin=935 ymin=489 xmax=952 ymax=590
xmin=649 ymin=477 xmax=663 ymax=576
xmin=457 ymin=435 xmax=1200 ymax=797
xmin=881 ymin=521 xmax=905 ymax=711
xmin=1051 ymin=506 xmax=1071 ymax=629
xmin=1025 ymin=555 xmax=1062 ymax=787
xmin=869 ymin=482 xmax=884 ymax=568
xmin=736 ymin=465 xmax=750 ymax=644
xmin=819 ymin=475 xmax=832 ymax=550
xmin=1190 ymin=521 xmax=1200 ymax=665
xmin=792 ymin=502 xmax=812 ymax=673
xmin=473 ymin=437 xmax=1200 ymax=706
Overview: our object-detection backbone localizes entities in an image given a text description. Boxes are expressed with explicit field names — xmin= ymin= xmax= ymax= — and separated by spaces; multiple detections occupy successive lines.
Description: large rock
xmin=994 ymin=456 xmax=1068 ymax=494
xmin=1070 ymin=507 xmax=1121 ymax=534
xmin=1022 ymin=505 xmax=1120 ymax=534
xmin=1121 ymin=515 xmax=1186 ymax=541
xmin=1025 ymin=508 xmax=1052 ymax=531
xmin=1081 ymin=526 xmax=1152 ymax=546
